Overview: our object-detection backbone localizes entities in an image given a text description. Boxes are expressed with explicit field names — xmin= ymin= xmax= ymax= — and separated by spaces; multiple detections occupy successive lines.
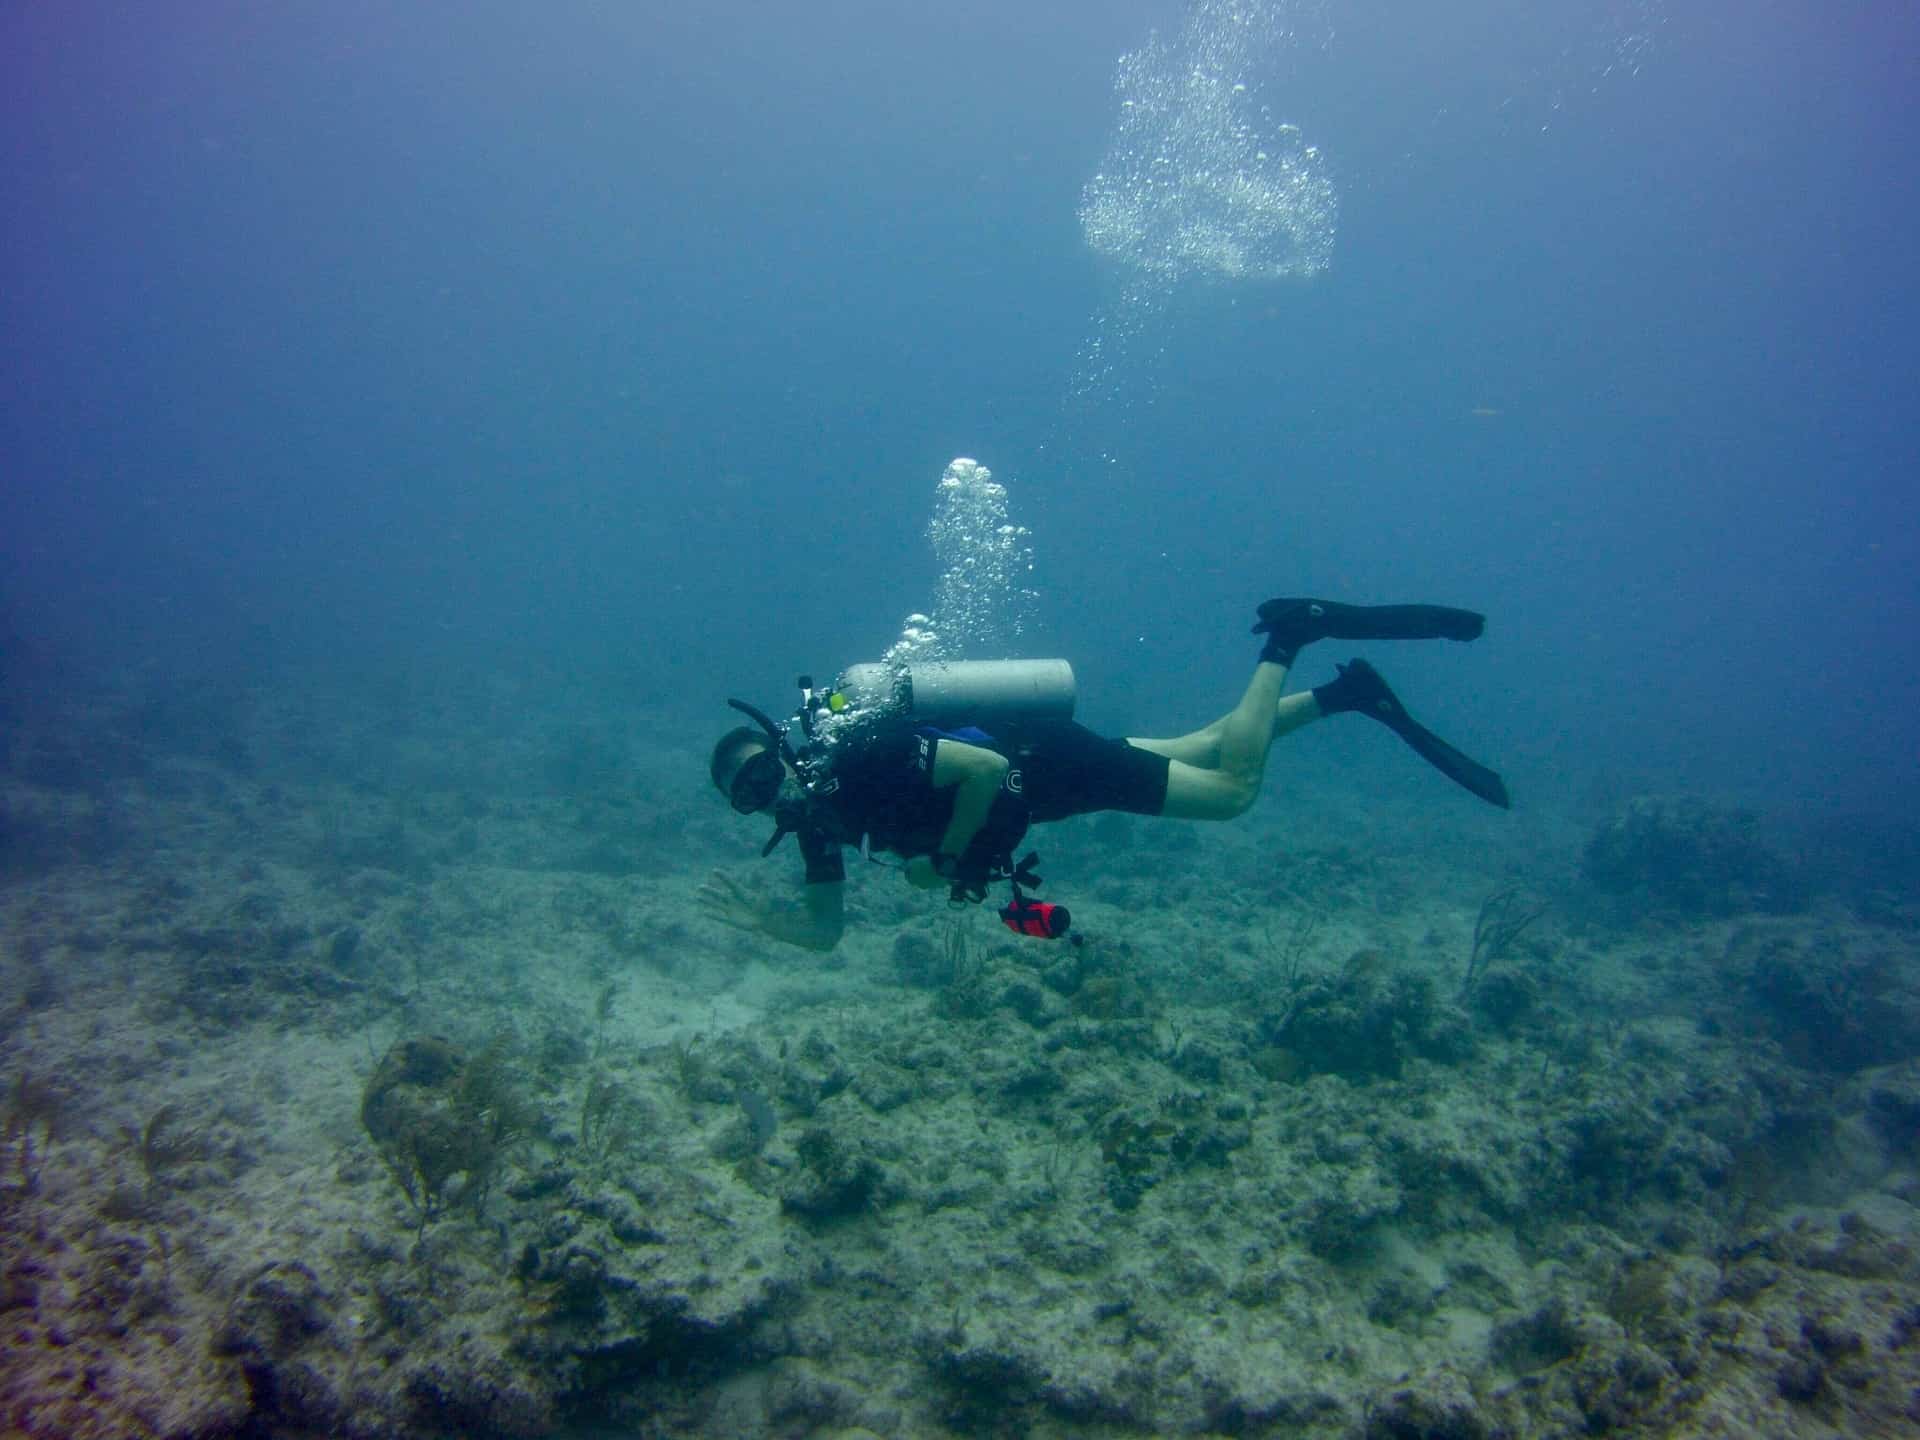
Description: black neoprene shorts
xmin=1010 ymin=722 xmax=1171 ymax=823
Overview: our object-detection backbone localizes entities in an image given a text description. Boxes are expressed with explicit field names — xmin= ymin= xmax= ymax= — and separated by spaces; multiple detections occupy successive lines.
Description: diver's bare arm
xmin=698 ymin=872 xmax=844 ymax=952
xmin=932 ymin=741 xmax=1009 ymax=860
xmin=904 ymin=741 xmax=1010 ymax=889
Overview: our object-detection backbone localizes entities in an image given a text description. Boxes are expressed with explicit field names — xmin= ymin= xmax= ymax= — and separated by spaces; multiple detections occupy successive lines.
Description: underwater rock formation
xmin=1259 ymin=948 xmax=1473 ymax=1081
xmin=361 ymin=1036 xmax=527 ymax=1224
xmin=1582 ymin=794 xmax=1803 ymax=917
xmin=1726 ymin=921 xmax=1920 ymax=1071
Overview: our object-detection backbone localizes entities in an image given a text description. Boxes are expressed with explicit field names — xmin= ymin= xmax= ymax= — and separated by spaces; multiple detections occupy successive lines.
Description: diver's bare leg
xmin=1271 ymin=690 xmax=1320 ymax=740
xmin=1129 ymin=685 xmax=1322 ymax=768
xmin=1134 ymin=661 xmax=1294 ymax=820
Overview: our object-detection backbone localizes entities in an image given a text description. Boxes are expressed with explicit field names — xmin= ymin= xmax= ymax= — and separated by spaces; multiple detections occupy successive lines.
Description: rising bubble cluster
xmin=1078 ymin=0 xmax=1336 ymax=288
xmin=882 ymin=458 xmax=1035 ymax=667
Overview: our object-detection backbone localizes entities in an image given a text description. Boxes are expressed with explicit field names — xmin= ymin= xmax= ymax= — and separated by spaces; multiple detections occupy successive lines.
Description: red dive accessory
xmin=1001 ymin=895 xmax=1071 ymax=938
xmin=995 ymin=852 xmax=1073 ymax=939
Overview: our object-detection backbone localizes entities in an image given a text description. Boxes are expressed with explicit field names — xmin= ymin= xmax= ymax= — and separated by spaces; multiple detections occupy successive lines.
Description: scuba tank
xmin=832 ymin=659 xmax=1076 ymax=728
xmin=736 ymin=662 xmax=1072 ymax=812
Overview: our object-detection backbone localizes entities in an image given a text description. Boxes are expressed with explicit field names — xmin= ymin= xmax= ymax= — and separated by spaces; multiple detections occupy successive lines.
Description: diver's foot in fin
xmin=1253 ymin=598 xmax=1485 ymax=666
xmin=1312 ymin=659 xmax=1511 ymax=809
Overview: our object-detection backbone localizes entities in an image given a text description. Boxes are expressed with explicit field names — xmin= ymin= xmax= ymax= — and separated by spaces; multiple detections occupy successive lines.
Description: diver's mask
xmin=728 ymin=746 xmax=785 ymax=815
xmin=724 ymin=689 xmax=834 ymax=857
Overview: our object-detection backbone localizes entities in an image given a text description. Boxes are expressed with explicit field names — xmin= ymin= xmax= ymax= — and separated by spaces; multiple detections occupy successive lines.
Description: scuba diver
xmin=699 ymin=597 xmax=1508 ymax=952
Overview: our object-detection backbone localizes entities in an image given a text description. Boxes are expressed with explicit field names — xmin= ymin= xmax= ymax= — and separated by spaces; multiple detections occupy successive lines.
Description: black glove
xmin=943 ymin=789 xmax=1031 ymax=904
xmin=946 ymin=864 xmax=992 ymax=906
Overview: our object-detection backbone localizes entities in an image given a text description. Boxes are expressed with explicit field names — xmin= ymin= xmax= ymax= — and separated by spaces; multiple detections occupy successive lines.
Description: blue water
xmin=2 ymin=0 xmax=1914 ymax=814
xmin=7 ymin=8 xmax=1920 ymax=1436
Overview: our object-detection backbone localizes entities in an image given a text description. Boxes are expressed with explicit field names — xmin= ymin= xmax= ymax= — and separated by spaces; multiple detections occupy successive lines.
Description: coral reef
xmin=1 ymin=683 xmax=1917 ymax=1438
xmin=1582 ymin=794 xmax=1803 ymax=917
xmin=361 ymin=1035 xmax=528 ymax=1225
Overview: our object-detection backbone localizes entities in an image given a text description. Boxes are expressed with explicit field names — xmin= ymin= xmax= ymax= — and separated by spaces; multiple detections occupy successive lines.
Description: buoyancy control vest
xmin=723 ymin=660 xmax=1079 ymax=931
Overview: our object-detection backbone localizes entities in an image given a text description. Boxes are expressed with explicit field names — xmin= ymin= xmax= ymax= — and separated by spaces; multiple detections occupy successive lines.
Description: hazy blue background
xmin=3 ymin=1 xmax=1914 ymax=822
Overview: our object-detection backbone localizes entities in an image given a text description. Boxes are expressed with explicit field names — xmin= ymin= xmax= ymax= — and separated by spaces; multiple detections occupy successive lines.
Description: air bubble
xmin=1067 ymin=1 xmax=1337 ymax=410
xmin=884 ymin=458 xmax=1037 ymax=664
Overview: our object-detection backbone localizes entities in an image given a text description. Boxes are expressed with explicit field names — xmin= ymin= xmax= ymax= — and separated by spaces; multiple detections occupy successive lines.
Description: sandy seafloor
xmin=3 ymin=667 xmax=1919 ymax=1440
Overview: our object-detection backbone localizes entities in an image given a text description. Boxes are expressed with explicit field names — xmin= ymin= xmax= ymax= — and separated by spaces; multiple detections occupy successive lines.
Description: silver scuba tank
xmin=834 ymin=659 xmax=1076 ymax=728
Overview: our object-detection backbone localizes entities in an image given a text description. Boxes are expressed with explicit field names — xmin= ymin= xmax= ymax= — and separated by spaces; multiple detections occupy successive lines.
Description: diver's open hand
xmin=697 ymin=870 xmax=767 ymax=934
xmin=697 ymin=869 xmax=844 ymax=952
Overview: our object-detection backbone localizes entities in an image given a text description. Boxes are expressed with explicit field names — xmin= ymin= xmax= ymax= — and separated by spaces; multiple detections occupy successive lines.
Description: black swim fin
xmin=1255 ymin=598 xmax=1485 ymax=643
xmin=1313 ymin=659 xmax=1511 ymax=809
xmin=1254 ymin=598 xmax=1485 ymax=666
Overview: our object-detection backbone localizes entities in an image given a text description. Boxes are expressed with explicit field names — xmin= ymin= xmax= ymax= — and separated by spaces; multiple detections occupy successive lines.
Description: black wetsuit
xmin=795 ymin=720 xmax=1172 ymax=885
